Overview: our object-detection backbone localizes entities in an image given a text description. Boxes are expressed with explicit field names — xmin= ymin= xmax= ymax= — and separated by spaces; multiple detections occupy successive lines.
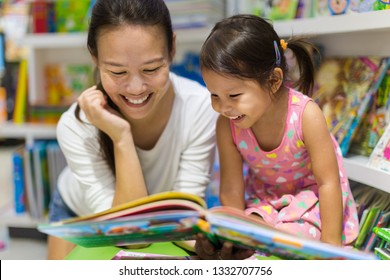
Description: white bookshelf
xmin=7 ymin=9 xmax=390 ymax=195
xmin=0 ymin=122 xmax=56 ymax=145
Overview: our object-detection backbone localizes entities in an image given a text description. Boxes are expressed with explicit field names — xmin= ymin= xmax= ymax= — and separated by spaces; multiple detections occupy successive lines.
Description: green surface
xmin=65 ymin=242 xmax=191 ymax=260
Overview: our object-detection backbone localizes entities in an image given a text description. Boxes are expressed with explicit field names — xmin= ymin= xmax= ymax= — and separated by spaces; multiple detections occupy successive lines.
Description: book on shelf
xmin=354 ymin=207 xmax=381 ymax=249
xmin=372 ymin=227 xmax=390 ymax=260
xmin=368 ymin=122 xmax=390 ymax=173
xmin=373 ymin=227 xmax=390 ymax=243
xmin=374 ymin=247 xmax=390 ymax=260
xmin=364 ymin=212 xmax=390 ymax=252
xmin=12 ymin=146 xmax=26 ymax=214
xmin=313 ymin=56 xmax=390 ymax=156
xmin=38 ymin=191 xmax=377 ymax=260
xmin=349 ymin=66 xmax=390 ymax=156
xmin=12 ymin=59 xmax=28 ymax=124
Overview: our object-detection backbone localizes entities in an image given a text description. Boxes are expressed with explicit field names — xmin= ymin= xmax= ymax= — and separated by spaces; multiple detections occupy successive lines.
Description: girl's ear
xmin=269 ymin=67 xmax=284 ymax=94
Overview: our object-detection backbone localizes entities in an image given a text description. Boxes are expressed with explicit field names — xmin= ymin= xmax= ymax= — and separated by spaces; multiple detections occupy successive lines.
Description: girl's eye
xmin=211 ymin=94 xmax=219 ymax=99
xmin=230 ymin=94 xmax=241 ymax=98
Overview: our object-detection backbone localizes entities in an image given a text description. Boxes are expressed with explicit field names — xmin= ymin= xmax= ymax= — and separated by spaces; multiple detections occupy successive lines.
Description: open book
xmin=38 ymin=191 xmax=377 ymax=260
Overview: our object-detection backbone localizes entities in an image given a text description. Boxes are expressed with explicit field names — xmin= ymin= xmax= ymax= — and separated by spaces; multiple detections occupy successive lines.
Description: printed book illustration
xmin=38 ymin=191 xmax=378 ymax=260
xmin=368 ymin=122 xmax=390 ymax=173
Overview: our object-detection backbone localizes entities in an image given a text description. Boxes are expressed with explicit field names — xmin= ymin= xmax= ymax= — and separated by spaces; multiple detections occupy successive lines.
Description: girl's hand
xmin=77 ymin=85 xmax=131 ymax=143
xmin=195 ymin=233 xmax=255 ymax=260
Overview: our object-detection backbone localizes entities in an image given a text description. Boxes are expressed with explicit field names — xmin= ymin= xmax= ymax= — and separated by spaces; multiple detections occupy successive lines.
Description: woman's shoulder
xmin=170 ymin=72 xmax=209 ymax=99
xmin=57 ymin=102 xmax=98 ymax=138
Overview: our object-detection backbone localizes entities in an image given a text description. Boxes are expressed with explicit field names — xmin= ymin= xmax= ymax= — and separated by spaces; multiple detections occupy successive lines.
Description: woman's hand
xmin=78 ymin=85 xmax=131 ymax=143
xmin=195 ymin=233 xmax=255 ymax=260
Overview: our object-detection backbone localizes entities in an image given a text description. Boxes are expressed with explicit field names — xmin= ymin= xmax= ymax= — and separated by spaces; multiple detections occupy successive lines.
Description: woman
xmin=48 ymin=0 xmax=217 ymax=259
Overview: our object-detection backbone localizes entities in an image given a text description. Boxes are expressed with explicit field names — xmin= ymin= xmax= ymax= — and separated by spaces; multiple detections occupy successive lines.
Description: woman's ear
xmin=171 ymin=32 xmax=177 ymax=61
xmin=269 ymin=67 xmax=284 ymax=94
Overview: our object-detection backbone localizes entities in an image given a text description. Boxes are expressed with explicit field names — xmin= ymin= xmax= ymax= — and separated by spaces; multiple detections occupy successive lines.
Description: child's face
xmin=95 ymin=24 xmax=173 ymax=121
xmin=202 ymin=69 xmax=273 ymax=129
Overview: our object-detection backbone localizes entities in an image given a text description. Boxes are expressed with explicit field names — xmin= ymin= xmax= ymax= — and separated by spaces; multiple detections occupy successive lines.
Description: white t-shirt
xmin=56 ymin=73 xmax=218 ymax=216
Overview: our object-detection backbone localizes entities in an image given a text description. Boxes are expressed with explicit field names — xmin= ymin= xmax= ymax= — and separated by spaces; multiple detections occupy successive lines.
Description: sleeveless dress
xmin=230 ymin=88 xmax=359 ymax=245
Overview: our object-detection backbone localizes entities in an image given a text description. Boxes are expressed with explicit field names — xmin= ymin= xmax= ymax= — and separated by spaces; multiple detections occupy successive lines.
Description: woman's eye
xmin=144 ymin=67 xmax=160 ymax=73
xmin=111 ymin=71 xmax=126 ymax=76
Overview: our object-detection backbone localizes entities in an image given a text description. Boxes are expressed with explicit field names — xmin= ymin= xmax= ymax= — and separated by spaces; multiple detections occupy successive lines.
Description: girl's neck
xmin=251 ymin=87 xmax=289 ymax=151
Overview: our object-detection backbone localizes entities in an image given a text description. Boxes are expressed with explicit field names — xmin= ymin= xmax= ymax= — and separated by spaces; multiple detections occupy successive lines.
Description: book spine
xmin=13 ymin=59 xmax=28 ymax=124
xmin=373 ymin=227 xmax=390 ymax=243
xmin=12 ymin=149 xmax=25 ymax=214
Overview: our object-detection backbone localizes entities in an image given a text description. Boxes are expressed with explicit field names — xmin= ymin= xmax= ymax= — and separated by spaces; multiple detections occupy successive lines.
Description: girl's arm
xmin=216 ymin=116 xmax=246 ymax=210
xmin=302 ymin=101 xmax=343 ymax=246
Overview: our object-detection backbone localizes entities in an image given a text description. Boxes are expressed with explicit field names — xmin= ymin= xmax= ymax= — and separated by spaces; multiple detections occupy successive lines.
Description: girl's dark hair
xmin=200 ymin=14 xmax=317 ymax=96
xmin=75 ymin=0 xmax=174 ymax=174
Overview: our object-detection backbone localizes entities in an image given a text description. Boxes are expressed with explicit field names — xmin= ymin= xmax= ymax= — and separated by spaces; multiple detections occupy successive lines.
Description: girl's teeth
xmin=125 ymin=95 xmax=149 ymax=104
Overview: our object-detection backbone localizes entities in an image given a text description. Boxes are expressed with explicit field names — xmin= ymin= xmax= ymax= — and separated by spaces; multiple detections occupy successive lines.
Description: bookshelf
xmin=271 ymin=10 xmax=390 ymax=194
xmin=1 ymin=7 xmax=389 ymax=230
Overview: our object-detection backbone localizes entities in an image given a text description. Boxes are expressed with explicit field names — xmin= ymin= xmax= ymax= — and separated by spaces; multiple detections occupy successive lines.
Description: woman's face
xmin=95 ymin=24 xmax=173 ymax=121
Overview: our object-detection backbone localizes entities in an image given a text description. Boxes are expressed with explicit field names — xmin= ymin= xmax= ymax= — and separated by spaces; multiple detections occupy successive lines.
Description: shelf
xmin=22 ymin=32 xmax=87 ymax=49
xmin=274 ymin=10 xmax=390 ymax=37
xmin=344 ymin=154 xmax=390 ymax=194
xmin=274 ymin=10 xmax=390 ymax=57
xmin=21 ymin=27 xmax=213 ymax=48
xmin=0 ymin=122 xmax=56 ymax=145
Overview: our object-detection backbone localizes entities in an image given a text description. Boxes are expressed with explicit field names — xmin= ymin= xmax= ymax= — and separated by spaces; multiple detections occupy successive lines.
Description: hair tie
xmin=280 ymin=39 xmax=288 ymax=51
xmin=273 ymin=40 xmax=281 ymax=67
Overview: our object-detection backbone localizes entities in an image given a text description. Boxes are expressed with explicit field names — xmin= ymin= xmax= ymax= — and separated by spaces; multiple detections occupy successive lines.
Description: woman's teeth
xmin=124 ymin=94 xmax=149 ymax=104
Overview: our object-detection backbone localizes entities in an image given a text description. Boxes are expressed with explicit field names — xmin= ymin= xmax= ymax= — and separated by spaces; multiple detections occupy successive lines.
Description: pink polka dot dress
xmin=230 ymin=88 xmax=359 ymax=245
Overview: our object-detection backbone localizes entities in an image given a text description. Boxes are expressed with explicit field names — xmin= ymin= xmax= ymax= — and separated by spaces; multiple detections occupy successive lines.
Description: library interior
xmin=0 ymin=0 xmax=389 ymax=261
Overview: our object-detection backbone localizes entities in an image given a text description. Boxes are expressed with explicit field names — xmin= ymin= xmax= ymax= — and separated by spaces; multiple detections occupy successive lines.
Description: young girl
xmin=195 ymin=14 xmax=359 ymax=259
xmin=48 ymin=0 xmax=217 ymax=259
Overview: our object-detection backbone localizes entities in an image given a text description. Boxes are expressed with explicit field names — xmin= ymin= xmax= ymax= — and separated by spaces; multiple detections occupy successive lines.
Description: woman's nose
xmin=125 ymin=75 xmax=145 ymax=94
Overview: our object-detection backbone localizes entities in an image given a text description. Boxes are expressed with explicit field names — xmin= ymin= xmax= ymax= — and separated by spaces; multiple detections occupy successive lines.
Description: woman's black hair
xmin=74 ymin=0 xmax=174 ymax=174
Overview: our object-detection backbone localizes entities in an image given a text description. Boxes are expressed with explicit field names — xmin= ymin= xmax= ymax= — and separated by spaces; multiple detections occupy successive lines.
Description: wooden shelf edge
xmin=344 ymin=155 xmax=390 ymax=194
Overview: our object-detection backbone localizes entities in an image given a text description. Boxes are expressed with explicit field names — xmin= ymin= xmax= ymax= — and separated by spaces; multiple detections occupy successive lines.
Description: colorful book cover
xmin=32 ymin=141 xmax=51 ymax=215
xmin=313 ymin=56 xmax=385 ymax=156
xmin=268 ymin=0 xmax=299 ymax=20
xmin=12 ymin=59 xmax=28 ymax=124
xmin=354 ymin=207 xmax=381 ymax=248
xmin=12 ymin=146 xmax=25 ymax=214
xmin=374 ymin=247 xmax=390 ymax=260
xmin=373 ymin=227 xmax=390 ymax=243
xmin=38 ymin=191 xmax=378 ymax=260
xmin=364 ymin=211 xmax=390 ymax=252
xmin=23 ymin=145 xmax=40 ymax=220
xmin=368 ymin=121 xmax=390 ymax=172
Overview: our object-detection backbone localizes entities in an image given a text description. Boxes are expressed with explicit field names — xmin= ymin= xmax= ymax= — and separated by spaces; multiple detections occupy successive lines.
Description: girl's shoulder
xmin=288 ymin=88 xmax=312 ymax=106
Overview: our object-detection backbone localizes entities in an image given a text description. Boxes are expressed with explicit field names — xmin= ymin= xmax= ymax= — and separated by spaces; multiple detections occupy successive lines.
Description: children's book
xmin=374 ymin=247 xmax=390 ymax=260
xmin=364 ymin=212 xmax=390 ymax=252
xmin=368 ymin=122 xmax=390 ymax=173
xmin=313 ymin=56 xmax=388 ymax=156
xmin=354 ymin=207 xmax=381 ymax=248
xmin=37 ymin=192 xmax=378 ymax=260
